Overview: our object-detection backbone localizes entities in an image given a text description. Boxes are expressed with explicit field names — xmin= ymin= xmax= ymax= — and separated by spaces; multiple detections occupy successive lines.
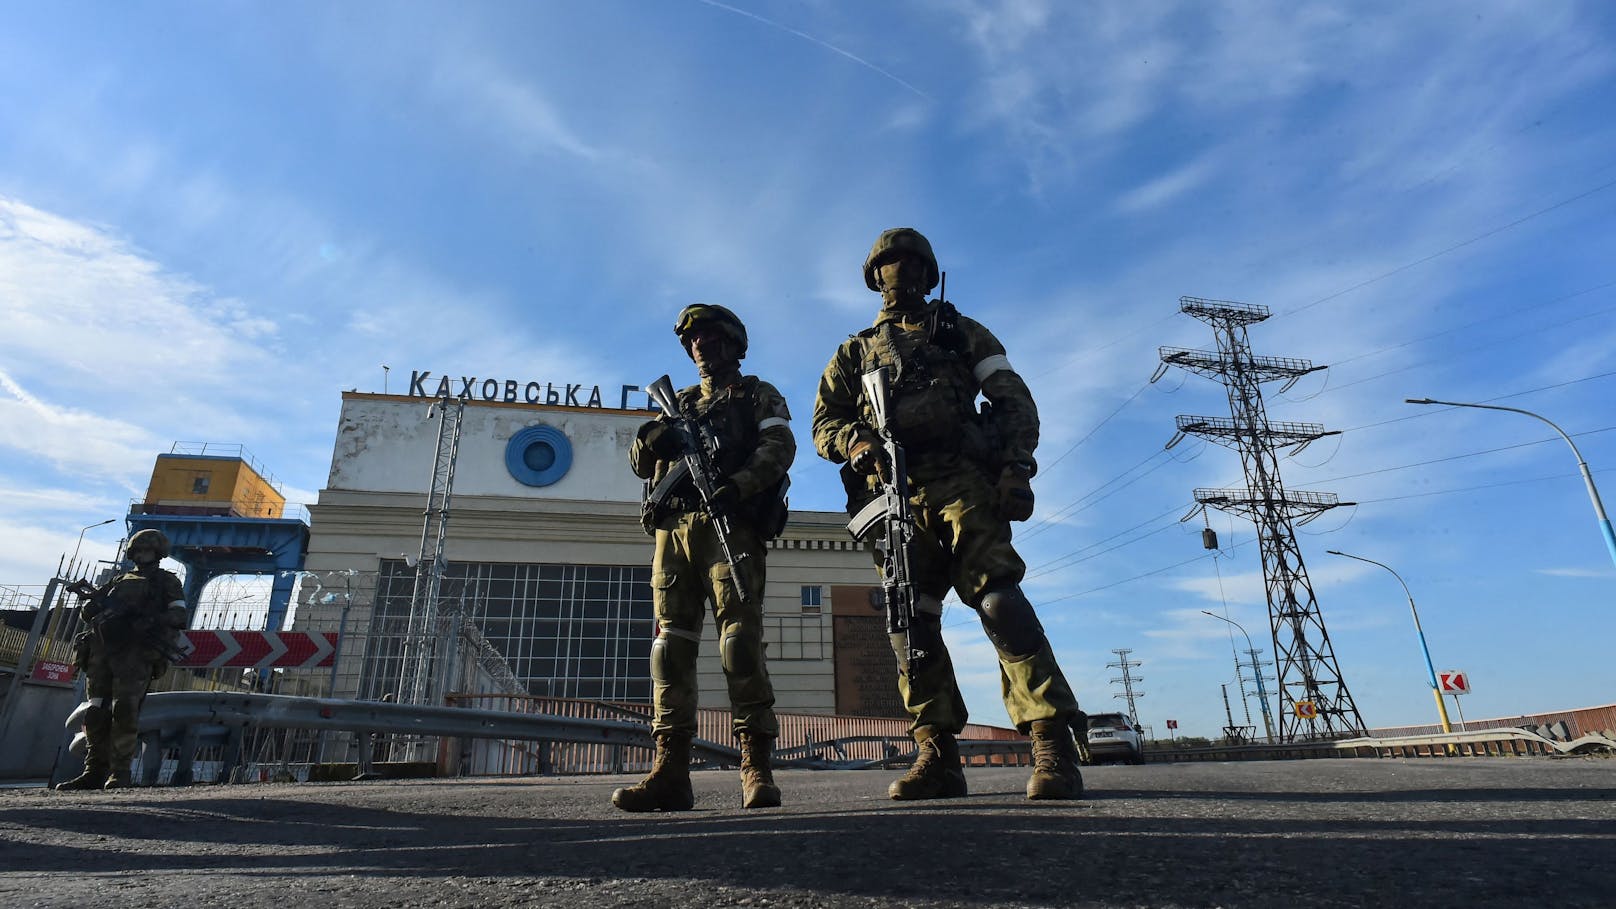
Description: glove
xmin=996 ymin=464 xmax=1035 ymax=522
xmin=706 ymin=483 xmax=740 ymax=515
xmin=643 ymin=421 xmax=685 ymax=459
xmin=848 ymin=433 xmax=890 ymax=481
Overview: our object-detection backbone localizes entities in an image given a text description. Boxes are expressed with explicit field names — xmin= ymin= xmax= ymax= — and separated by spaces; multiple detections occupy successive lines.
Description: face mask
xmin=876 ymin=258 xmax=928 ymax=308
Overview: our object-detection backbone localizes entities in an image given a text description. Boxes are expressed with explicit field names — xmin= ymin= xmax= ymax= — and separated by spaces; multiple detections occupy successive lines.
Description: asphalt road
xmin=2 ymin=757 xmax=1613 ymax=908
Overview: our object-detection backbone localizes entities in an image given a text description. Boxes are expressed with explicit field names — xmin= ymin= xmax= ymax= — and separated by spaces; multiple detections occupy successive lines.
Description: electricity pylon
xmin=1157 ymin=296 xmax=1366 ymax=741
xmin=1107 ymin=648 xmax=1144 ymax=723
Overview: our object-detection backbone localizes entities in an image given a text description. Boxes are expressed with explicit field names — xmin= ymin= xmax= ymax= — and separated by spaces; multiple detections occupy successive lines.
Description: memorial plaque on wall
xmin=830 ymin=584 xmax=905 ymax=718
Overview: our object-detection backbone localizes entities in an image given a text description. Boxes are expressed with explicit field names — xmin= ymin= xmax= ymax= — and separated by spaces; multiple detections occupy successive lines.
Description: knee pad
xmin=977 ymin=586 xmax=1046 ymax=658
xmin=720 ymin=630 xmax=764 ymax=677
xmin=651 ymin=629 xmax=700 ymax=681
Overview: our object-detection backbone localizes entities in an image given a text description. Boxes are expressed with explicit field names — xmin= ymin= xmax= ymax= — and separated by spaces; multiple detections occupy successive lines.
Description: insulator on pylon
xmin=1202 ymin=527 xmax=1219 ymax=550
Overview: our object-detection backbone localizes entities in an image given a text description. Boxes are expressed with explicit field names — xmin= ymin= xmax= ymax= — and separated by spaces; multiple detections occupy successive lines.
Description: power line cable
xmin=1355 ymin=467 xmax=1609 ymax=506
xmin=1022 ymin=450 xmax=1182 ymax=541
xmin=1313 ymin=293 xmax=1616 ymax=398
xmin=1338 ymin=367 xmax=1616 ymax=435
xmin=1038 ymin=381 xmax=1152 ymax=476
xmin=1293 ymin=426 xmax=1616 ymax=489
xmin=1329 ymin=279 xmax=1616 ymax=370
xmin=1278 ymin=172 xmax=1616 ymax=318
xmin=1026 ymin=502 xmax=1190 ymax=578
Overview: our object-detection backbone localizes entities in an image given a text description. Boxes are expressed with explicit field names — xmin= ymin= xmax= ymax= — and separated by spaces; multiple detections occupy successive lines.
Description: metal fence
xmin=443 ymin=693 xmax=1027 ymax=776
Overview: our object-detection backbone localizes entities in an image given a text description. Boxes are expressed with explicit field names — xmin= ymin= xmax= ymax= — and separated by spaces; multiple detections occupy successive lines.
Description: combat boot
xmin=738 ymin=732 xmax=781 ymax=809
xmin=888 ymin=728 xmax=967 ymax=801
xmin=1025 ymin=719 xmax=1084 ymax=800
xmin=55 ymin=766 xmax=109 ymax=791
xmin=102 ymin=771 xmax=132 ymax=790
xmin=612 ymin=733 xmax=694 ymax=812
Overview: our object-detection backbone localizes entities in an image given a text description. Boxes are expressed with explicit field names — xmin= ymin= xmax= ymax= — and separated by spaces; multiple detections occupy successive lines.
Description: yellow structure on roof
xmin=143 ymin=450 xmax=285 ymax=518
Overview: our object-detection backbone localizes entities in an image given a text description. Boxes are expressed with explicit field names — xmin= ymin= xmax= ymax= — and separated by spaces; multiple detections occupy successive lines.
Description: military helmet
xmin=863 ymin=227 xmax=940 ymax=293
xmin=126 ymin=528 xmax=171 ymax=560
xmin=674 ymin=303 xmax=748 ymax=359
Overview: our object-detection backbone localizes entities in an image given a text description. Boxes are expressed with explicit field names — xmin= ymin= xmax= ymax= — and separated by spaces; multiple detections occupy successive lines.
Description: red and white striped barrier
xmin=176 ymin=631 xmax=338 ymax=670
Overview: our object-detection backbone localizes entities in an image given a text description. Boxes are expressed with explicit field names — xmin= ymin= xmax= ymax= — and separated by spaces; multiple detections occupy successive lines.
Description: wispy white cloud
xmin=430 ymin=54 xmax=605 ymax=162
xmin=1534 ymin=567 xmax=1612 ymax=579
xmin=693 ymin=0 xmax=933 ymax=101
xmin=1115 ymin=154 xmax=1220 ymax=215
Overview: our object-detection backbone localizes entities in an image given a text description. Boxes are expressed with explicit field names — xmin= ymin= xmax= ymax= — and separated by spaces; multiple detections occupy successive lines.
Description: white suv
xmin=1083 ymin=712 xmax=1145 ymax=765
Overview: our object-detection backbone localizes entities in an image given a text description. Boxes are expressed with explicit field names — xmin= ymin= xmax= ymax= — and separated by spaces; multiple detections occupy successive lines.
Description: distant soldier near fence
xmin=812 ymin=227 xmax=1085 ymax=801
xmin=614 ymin=304 xmax=795 ymax=812
xmin=56 ymin=528 xmax=189 ymax=791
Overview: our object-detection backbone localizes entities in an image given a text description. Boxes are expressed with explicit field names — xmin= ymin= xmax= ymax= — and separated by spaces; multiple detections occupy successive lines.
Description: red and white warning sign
xmin=1293 ymin=700 xmax=1318 ymax=720
xmin=1438 ymin=670 xmax=1470 ymax=695
xmin=30 ymin=660 xmax=75 ymax=684
xmin=176 ymin=631 xmax=338 ymax=670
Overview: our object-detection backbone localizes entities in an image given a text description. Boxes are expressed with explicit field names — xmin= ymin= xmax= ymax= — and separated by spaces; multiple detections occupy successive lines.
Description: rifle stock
xmin=645 ymin=374 xmax=755 ymax=604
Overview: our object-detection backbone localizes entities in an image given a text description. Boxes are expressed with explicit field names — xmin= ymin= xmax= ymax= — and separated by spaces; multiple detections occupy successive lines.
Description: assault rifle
xmin=66 ymin=578 xmax=188 ymax=664
xmin=644 ymin=375 xmax=755 ymax=605
xmin=845 ymin=366 xmax=925 ymax=665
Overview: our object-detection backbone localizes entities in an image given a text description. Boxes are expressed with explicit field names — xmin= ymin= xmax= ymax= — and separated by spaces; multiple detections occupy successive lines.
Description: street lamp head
xmin=1405 ymin=398 xmax=1436 ymax=405
xmin=1325 ymin=549 xmax=1343 ymax=556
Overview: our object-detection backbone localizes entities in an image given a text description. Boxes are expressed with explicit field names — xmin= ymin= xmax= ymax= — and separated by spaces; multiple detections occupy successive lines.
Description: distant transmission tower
xmin=1107 ymin=648 xmax=1144 ymax=722
xmin=1157 ymin=296 xmax=1366 ymax=741
xmin=399 ymin=392 xmax=467 ymax=708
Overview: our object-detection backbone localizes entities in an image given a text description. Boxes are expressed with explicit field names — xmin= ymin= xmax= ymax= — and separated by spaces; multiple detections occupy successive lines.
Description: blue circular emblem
xmin=505 ymin=424 xmax=572 ymax=487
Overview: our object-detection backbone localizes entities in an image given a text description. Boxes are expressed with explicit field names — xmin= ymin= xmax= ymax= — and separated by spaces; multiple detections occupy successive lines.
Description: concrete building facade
xmin=293 ymin=391 xmax=903 ymax=719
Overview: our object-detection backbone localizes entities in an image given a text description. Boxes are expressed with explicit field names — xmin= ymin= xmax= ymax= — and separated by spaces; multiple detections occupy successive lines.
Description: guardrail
xmin=1149 ymin=727 xmax=1616 ymax=762
xmin=60 ymin=693 xmax=1615 ymax=787
xmin=58 ymin=692 xmax=1032 ymax=786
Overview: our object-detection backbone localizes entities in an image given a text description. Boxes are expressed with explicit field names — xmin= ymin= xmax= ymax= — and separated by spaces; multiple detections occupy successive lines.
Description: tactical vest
xmin=678 ymin=378 xmax=760 ymax=478
xmin=641 ymin=376 xmax=790 ymax=538
xmin=855 ymin=302 xmax=989 ymax=459
xmin=95 ymin=570 xmax=168 ymax=646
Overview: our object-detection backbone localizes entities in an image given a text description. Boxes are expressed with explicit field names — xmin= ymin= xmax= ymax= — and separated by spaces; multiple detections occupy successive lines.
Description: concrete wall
xmin=0 ymin=676 xmax=78 ymax=779
xmin=327 ymin=393 xmax=646 ymax=502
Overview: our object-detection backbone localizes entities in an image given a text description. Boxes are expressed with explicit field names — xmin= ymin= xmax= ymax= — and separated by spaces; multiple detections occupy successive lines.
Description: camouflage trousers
xmin=879 ymin=464 xmax=1079 ymax=735
xmin=649 ymin=512 xmax=777 ymax=740
xmin=80 ymin=640 xmax=161 ymax=774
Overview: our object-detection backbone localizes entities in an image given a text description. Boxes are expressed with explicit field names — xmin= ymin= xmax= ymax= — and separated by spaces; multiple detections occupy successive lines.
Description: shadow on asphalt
xmin=1092 ymin=786 xmax=1616 ymax=803
xmin=5 ymin=794 xmax=1615 ymax=907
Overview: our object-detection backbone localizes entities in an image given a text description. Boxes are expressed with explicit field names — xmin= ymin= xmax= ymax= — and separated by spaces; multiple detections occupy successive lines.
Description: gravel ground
xmin=2 ymin=757 xmax=1614 ymax=908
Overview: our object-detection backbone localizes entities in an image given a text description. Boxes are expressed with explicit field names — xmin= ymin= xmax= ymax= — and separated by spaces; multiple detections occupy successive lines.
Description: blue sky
xmin=3 ymin=1 xmax=1613 ymax=739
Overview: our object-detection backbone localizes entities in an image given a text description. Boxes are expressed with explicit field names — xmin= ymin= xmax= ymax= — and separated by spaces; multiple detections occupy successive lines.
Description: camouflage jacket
xmin=812 ymin=300 xmax=1039 ymax=478
xmin=84 ymin=565 xmax=188 ymax=647
xmin=630 ymin=372 xmax=796 ymax=522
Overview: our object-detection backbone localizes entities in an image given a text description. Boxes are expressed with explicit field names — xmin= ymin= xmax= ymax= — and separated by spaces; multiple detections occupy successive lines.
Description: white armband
xmin=973 ymin=354 xmax=1014 ymax=383
xmin=758 ymin=416 xmax=790 ymax=432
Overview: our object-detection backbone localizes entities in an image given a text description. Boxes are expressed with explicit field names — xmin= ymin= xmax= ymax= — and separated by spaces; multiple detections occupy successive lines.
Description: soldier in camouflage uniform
xmin=612 ymin=304 xmax=796 ymax=812
xmin=56 ymin=528 xmax=188 ymax=791
xmin=812 ymin=227 xmax=1084 ymax=801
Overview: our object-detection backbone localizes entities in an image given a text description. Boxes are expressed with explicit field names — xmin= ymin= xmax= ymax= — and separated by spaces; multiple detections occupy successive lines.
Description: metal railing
xmin=58 ymin=691 xmax=1031 ymax=786
xmin=1148 ymin=727 xmax=1616 ymax=763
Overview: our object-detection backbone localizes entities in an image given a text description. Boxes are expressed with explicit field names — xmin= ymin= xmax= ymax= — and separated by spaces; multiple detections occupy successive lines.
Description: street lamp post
xmin=1327 ymin=550 xmax=1453 ymax=735
xmin=1407 ymin=398 xmax=1616 ymax=569
xmin=1199 ymin=610 xmax=1275 ymax=742
xmin=70 ymin=519 xmax=116 ymax=576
